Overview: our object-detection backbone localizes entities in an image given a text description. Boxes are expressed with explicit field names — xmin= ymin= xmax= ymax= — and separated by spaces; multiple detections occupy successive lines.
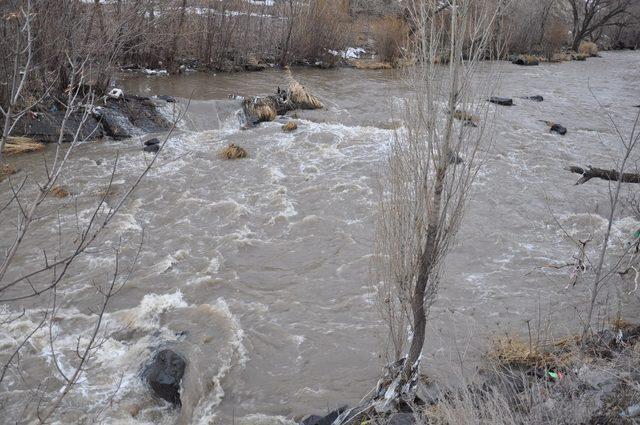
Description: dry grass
xmin=550 ymin=52 xmax=572 ymax=62
xmin=97 ymin=187 xmax=119 ymax=198
xmin=282 ymin=121 xmax=298 ymax=132
xmin=351 ymin=60 xmax=393 ymax=70
xmin=218 ymin=144 xmax=248 ymax=160
xmin=487 ymin=335 xmax=575 ymax=369
xmin=50 ymin=186 xmax=70 ymax=198
xmin=372 ymin=16 xmax=409 ymax=64
xmin=3 ymin=136 xmax=44 ymax=156
xmin=579 ymin=41 xmax=599 ymax=57
xmin=0 ymin=163 xmax=18 ymax=182
xmin=489 ymin=336 xmax=553 ymax=368
xmin=254 ymin=103 xmax=277 ymax=121
xmin=286 ymin=71 xmax=323 ymax=110
xmin=453 ymin=110 xmax=479 ymax=125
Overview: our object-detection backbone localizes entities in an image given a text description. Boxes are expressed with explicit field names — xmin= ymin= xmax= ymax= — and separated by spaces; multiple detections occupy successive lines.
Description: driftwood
xmin=567 ymin=165 xmax=640 ymax=185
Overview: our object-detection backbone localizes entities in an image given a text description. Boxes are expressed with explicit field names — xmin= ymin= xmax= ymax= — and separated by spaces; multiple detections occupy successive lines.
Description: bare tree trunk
xmin=403 ymin=166 xmax=445 ymax=377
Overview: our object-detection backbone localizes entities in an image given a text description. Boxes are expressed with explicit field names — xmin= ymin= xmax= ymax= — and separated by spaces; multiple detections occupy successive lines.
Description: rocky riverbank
xmin=294 ymin=322 xmax=640 ymax=424
xmin=11 ymin=94 xmax=174 ymax=144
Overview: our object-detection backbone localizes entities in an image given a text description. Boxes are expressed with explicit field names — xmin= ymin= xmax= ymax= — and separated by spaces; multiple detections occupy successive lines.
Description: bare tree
xmin=567 ymin=0 xmax=633 ymax=51
xmin=334 ymin=0 xmax=501 ymax=419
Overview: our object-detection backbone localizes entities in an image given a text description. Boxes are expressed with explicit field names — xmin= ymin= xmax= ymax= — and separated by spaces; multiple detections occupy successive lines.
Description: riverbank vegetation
xmin=1 ymin=0 xmax=639 ymax=113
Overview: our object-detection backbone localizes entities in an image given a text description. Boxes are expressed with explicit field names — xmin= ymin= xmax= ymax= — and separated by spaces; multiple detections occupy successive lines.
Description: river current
xmin=1 ymin=52 xmax=639 ymax=424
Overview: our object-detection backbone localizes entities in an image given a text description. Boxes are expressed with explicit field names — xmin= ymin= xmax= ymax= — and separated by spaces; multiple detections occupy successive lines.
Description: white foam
xmin=124 ymin=291 xmax=188 ymax=330
xmin=193 ymin=298 xmax=247 ymax=423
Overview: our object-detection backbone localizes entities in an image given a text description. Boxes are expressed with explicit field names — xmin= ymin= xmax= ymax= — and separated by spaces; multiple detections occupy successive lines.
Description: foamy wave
xmin=193 ymin=298 xmax=247 ymax=424
xmin=123 ymin=291 xmax=188 ymax=330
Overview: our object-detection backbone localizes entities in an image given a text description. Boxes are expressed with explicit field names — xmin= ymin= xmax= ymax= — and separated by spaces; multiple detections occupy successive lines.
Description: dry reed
xmin=50 ymin=186 xmax=70 ymax=198
xmin=3 ymin=136 xmax=44 ymax=156
xmin=282 ymin=121 xmax=298 ymax=132
xmin=0 ymin=163 xmax=18 ymax=181
xmin=286 ymin=70 xmax=323 ymax=109
xmin=579 ymin=41 xmax=599 ymax=57
xmin=219 ymin=144 xmax=248 ymax=160
xmin=453 ymin=110 xmax=479 ymax=125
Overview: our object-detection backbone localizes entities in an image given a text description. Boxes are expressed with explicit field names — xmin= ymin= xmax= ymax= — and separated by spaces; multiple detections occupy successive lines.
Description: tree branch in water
xmin=566 ymin=165 xmax=640 ymax=185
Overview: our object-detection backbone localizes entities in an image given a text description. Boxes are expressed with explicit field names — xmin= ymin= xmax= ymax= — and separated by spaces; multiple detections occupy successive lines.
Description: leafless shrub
xmin=541 ymin=19 xmax=568 ymax=59
xmin=289 ymin=0 xmax=352 ymax=66
xmin=372 ymin=16 xmax=410 ymax=64
xmin=579 ymin=40 xmax=599 ymax=56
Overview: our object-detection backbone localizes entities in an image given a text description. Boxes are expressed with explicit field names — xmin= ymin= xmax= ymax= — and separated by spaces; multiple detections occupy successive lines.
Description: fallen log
xmin=567 ymin=165 xmax=640 ymax=185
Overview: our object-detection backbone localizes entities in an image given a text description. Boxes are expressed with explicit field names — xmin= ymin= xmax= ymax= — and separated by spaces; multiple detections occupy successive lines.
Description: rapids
xmin=1 ymin=51 xmax=639 ymax=424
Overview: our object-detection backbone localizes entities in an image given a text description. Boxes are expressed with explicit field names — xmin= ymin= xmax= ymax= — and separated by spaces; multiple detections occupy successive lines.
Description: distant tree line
xmin=0 ymin=0 xmax=639 ymax=110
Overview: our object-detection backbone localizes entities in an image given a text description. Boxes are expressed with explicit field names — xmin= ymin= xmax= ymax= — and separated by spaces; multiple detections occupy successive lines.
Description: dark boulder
xmin=511 ymin=55 xmax=539 ymax=66
xmin=143 ymin=144 xmax=160 ymax=153
xmin=387 ymin=413 xmax=417 ymax=425
xmin=550 ymin=123 xmax=567 ymax=135
xmin=158 ymin=95 xmax=176 ymax=103
xmin=300 ymin=406 xmax=347 ymax=425
xmin=144 ymin=138 xmax=161 ymax=146
xmin=145 ymin=349 xmax=186 ymax=407
xmin=524 ymin=95 xmax=544 ymax=102
xmin=94 ymin=96 xmax=171 ymax=139
xmin=93 ymin=106 xmax=134 ymax=139
xmin=447 ymin=151 xmax=464 ymax=165
xmin=301 ymin=415 xmax=323 ymax=425
xmin=13 ymin=110 xmax=103 ymax=143
xmin=489 ymin=97 xmax=513 ymax=106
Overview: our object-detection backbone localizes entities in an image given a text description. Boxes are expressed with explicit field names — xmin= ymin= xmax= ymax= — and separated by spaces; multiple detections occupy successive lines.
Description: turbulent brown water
xmin=1 ymin=52 xmax=640 ymax=424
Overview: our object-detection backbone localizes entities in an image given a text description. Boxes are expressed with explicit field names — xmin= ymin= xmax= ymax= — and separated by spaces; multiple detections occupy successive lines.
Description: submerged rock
xmin=282 ymin=121 xmax=298 ymax=132
xmin=447 ymin=151 xmax=464 ymax=165
xmin=550 ymin=123 xmax=567 ymax=135
xmin=95 ymin=96 xmax=171 ymax=140
xmin=387 ymin=413 xmax=417 ymax=425
xmin=143 ymin=144 xmax=160 ymax=153
xmin=489 ymin=97 xmax=513 ymax=106
xmin=511 ymin=55 xmax=540 ymax=66
xmin=157 ymin=95 xmax=176 ymax=103
xmin=145 ymin=349 xmax=186 ymax=407
xmin=300 ymin=406 xmax=347 ymax=425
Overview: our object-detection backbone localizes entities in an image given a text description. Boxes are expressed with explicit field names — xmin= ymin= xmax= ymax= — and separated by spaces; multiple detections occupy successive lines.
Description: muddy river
xmin=1 ymin=52 xmax=639 ymax=424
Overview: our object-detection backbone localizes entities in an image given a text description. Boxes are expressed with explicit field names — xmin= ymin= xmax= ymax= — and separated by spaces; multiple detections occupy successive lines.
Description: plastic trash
xmin=107 ymin=88 xmax=123 ymax=99
xmin=547 ymin=371 xmax=563 ymax=381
